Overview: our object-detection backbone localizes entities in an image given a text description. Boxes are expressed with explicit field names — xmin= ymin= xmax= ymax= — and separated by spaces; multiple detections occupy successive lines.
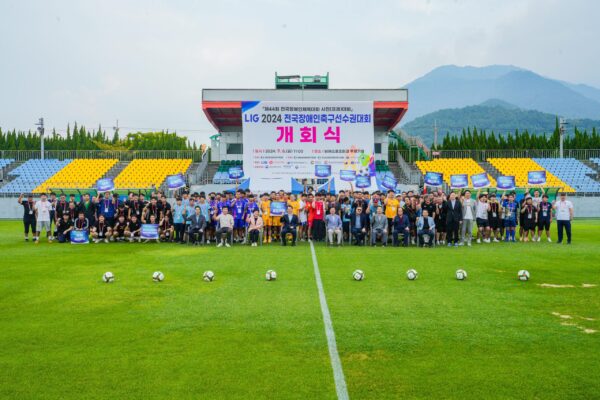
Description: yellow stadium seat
xmin=415 ymin=158 xmax=496 ymax=188
xmin=113 ymin=159 xmax=192 ymax=189
xmin=487 ymin=158 xmax=575 ymax=192
xmin=34 ymin=159 xmax=118 ymax=193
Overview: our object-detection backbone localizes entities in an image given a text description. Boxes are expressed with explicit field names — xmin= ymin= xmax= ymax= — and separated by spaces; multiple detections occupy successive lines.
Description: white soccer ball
xmin=153 ymin=271 xmax=164 ymax=282
xmin=266 ymin=270 xmax=277 ymax=281
xmin=203 ymin=270 xmax=215 ymax=282
xmin=102 ymin=271 xmax=114 ymax=283
xmin=353 ymin=269 xmax=364 ymax=281
xmin=406 ymin=269 xmax=418 ymax=280
xmin=518 ymin=269 xmax=530 ymax=281
xmin=455 ymin=269 xmax=467 ymax=280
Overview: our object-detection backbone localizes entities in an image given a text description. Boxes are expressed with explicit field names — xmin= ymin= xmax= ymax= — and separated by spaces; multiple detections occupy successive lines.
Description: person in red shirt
xmin=306 ymin=194 xmax=315 ymax=240
xmin=312 ymin=193 xmax=326 ymax=241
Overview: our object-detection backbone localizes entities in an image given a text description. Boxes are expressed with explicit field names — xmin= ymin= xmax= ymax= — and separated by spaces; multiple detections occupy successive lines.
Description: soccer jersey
xmin=245 ymin=201 xmax=259 ymax=217
xmin=385 ymin=198 xmax=399 ymax=219
xmin=288 ymin=200 xmax=300 ymax=216
xmin=538 ymin=201 xmax=552 ymax=220
xmin=232 ymin=199 xmax=247 ymax=219
xmin=502 ymin=200 xmax=518 ymax=221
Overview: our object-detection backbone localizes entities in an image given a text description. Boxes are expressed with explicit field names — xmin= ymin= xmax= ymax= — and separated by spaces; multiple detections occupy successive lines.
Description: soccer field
xmin=1 ymin=220 xmax=599 ymax=399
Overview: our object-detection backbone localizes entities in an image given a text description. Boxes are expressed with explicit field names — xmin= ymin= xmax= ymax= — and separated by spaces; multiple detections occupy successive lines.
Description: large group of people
xmin=17 ymin=186 xmax=575 ymax=247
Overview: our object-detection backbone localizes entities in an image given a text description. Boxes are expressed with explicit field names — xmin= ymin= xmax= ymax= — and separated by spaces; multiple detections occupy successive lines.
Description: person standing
xmin=553 ymin=192 xmax=574 ymax=244
xmin=18 ymin=193 xmax=36 ymax=241
xmin=537 ymin=194 xmax=553 ymax=242
xmin=444 ymin=192 xmax=462 ymax=247
xmin=460 ymin=190 xmax=475 ymax=246
xmin=34 ymin=193 xmax=53 ymax=244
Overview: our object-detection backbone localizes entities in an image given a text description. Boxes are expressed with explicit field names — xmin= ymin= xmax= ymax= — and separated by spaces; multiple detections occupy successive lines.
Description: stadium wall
xmin=1 ymin=196 xmax=599 ymax=219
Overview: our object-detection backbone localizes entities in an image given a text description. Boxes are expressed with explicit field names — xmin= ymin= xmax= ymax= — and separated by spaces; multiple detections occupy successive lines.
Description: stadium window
xmin=374 ymin=143 xmax=382 ymax=154
xmin=227 ymin=143 xmax=243 ymax=154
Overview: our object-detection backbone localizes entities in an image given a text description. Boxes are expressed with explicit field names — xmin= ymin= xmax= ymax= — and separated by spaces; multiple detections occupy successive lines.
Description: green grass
xmin=1 ymin=220 xmax=599 ymax=399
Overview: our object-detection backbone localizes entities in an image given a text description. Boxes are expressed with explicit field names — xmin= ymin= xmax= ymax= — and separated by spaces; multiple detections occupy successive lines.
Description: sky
xmin=1 ymin=0 xmax=599 ymax=145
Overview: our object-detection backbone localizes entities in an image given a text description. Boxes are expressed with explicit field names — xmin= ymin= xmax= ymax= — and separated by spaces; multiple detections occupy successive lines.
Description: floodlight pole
xmin=559 ymin=117 xmax=566 ymax=159
xmin=434 ymin=119 xmax=438 ymax=148
xmin=36 ymin=118 xmax=45 ymax=160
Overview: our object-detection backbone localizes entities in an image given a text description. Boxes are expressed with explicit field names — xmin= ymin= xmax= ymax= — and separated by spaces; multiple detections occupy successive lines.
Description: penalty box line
xmin=309 ymin=240 xmax=349 ymax=400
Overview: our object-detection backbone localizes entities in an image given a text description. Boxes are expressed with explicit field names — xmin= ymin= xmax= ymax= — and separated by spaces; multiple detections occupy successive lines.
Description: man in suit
xmin=444 ymin=192 xmax=462 ymax=247
xmin=417 ymin=209 xmax=436 ymax=247
xmin=186 ymin=206 xmax=206 ymax=245
xmin=350 ymin=207 xmax=368 ymax=245
xmin=392 ymin=207 xmax=410 ymax=247
xmin=280 ymin=205 xmax=299 ymax=246
xmin=370 ymin=206 xmax=388 ymax=247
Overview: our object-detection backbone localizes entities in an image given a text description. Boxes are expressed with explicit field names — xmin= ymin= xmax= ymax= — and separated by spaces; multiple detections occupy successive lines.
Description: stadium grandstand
xmin=33 ymin=159 xmax=118 ymax=193
xmin=487 ymin=158 xmax=575 ymax=192
xmin=113 ymin=158 xmax=193 ymax=189
xmin=415 ymin=158 xmax=497 ymax=188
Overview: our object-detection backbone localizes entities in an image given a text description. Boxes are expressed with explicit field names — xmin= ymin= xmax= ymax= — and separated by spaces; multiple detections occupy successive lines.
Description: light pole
xmin=559 ymin=117 xmax=568 ymax=159
xmin=35 ymin=118 xmax=45 ymax=160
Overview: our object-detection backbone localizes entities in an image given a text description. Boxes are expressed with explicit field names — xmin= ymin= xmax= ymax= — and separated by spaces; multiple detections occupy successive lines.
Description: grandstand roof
xmin=202 ymin=88 xmax=408 ymax=132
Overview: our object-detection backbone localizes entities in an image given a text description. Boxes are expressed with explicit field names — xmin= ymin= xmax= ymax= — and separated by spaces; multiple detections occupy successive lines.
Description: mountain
xmin=401 ymin=65 xmax=600 ymax=123
xmin=402 ymin=102 xmax=600 ymax=146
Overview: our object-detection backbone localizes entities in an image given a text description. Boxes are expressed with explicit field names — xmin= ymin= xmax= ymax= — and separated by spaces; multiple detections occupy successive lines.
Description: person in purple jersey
xmin=231 ymin=191 xmax=248 ymax=243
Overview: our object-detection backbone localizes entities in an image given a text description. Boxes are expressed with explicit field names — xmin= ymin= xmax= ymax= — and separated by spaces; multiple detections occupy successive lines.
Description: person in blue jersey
xmin=172 ymin=197 xmax=187 ymax=243
xmin=197 ymin=196 xmax=212 ymax=244
xmin=184 ymin=197 xmax=196 ymax=243
xmin=502 ymin=192 xmax=518 ymax=242
xmin=231 ymin=191 xmax=248 ymax=243
xmin=97 ymin=192 xmax=117 ymax=226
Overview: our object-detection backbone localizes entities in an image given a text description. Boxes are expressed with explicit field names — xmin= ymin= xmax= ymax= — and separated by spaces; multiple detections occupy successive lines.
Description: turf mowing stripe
xmin=309 ymin=240 xmax=349 ymax=400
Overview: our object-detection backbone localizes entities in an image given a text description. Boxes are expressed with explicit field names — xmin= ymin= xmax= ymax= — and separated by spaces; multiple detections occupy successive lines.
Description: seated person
xmin=56 ymin=214 xmax=74 ymax=243
xmin=350 ymin=207 xmax=367 ymax=245
xmin=159 ymin=215 xmax=174 ymax=242
xmin=325 ymin=207 xmax=342 ymax=246
xmin=126 ymin=215 xmax=142 ymax=242
xmin=112 ymin=215 xmax=128 ymax=242
xmin=392 ymin=208 xmax=410 ymax=247
xmin=73 ymin=211 xmax=90 ymax=232
xmin=417 ymin=209 xmax=436 ymax=247
xmin=91 ymin=214 xmax=112 ymax=243
xmin=246 ymin=209 xmax=263 ymax=247
xmin=186 ymin=206 xmax=206 ymax=245
xmin=213 ymin=206 xmax=234 ymax=248
xmin=370 ymin=206 xmax=388 ymax=247
xmin=280 ymin=205 xmax=299 ymax=246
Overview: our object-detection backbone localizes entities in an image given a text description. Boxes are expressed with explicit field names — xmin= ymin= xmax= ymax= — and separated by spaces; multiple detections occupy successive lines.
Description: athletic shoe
xmin=217 ymin=242 xmax=223 ymax=248
xmin=547 ymin=237 xmax=552 ymax=242
xmin=493 ymin=238 xmax=499 ymax=242
xmin=476 ymin=239 xmax=481 ymax=244
xmin=447 ymin=243 xmax=452 ymax=247
xmin=104 ymin=238 xmax=109 ymax=244
xmin=94 ymin=239 xmax=101 ymax=244
xmin=454 ymin=243 xmax=458 ymax=247
xmin=458 ymin=242 xmax=464 ymax=246
xmin=225 ymin=242 xmax=231 ymax=248
xmin=467 ymin=242 xmax=472 ymax=247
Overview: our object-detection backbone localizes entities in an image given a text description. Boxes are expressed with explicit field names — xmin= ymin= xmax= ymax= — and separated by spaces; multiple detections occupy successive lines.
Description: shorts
xmin=271 ymin=216 xmax=281 ymax=227
xmin=263 ymin=216 xmax=272 ymax=226
xmin=523 ymin=220 xmax=536 ymax=231
xmin=476 ymin=218 xmax=489 ymax=228
xmin=234 ymin=219 xmax=246 ymax=229
xmin=538 ymin=219 xmax=551 ymax=231
xmin=434 ymin=219 xmax=446 ymax=233
xmin=503 ymin=219 xmax=516 ymax=228
xmin=489 ymin=218 xmax=501 ymax=230
xmin=36 ymin=220 xmax=51 ymax=232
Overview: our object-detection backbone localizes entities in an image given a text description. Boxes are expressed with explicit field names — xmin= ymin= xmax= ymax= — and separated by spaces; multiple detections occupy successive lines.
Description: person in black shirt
xmin=56 ymin=214 xmax=74 ymax=243
xmin=18 ymin=193 xmax=36 ymax=241
xmin=55 ymin=194 xmax=70 ymax=221
xmin=433 ymin=196 xmax=447 ymax=244
xmin=126 ymin=215 xmax=142 ymax=242
xmin=78 ymin=193 xmax=96 ymax=226
xmin=143 ymin=197 xmax=159 ymax=223
xmin=91 ymin=214 xmax=112 ymax=243
xmin=159 ymin=215 xmax=173 ymax=242
xmin=112 ymin=215 xmax=128 ymax=242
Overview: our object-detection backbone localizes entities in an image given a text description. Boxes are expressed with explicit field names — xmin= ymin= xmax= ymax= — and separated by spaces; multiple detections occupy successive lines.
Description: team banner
xmin=228 ymin=167 xmax=244 ymax=180
xmin=424 ymin=172 xmax=443 ymax=187
xmin=315 ymin=164 xmax=331 ymax=178
xmin=497 ymin=176 xmax=516 ymax=190
xmin=270 ymin=201 xmax=287 ymax=216
xmin=339 ymin=169 xmax=356 ymax=182
xmin=450 ymin=174 xmax=468 ymax=189
xmin=242 ymin=101 xmax=376 ymax=191
xmin=471 ymin=173 xmax=491 ymax=189
xmin=96 ymin=178 xmax=114 ymax=192
xmin=381 ymin=175 xmax=397 ymax=190
xmin=355 ymin=175 xmax=371 ymax=188
xmin=166 ymin=174 xmax=186 ymax=190
xmin=70 ymin=230 xmax=89 ymax=244
xmin=528 ymin=170 xmax=547 ymax=185
xmin=140 ymin=224 xmax=159 ymax=240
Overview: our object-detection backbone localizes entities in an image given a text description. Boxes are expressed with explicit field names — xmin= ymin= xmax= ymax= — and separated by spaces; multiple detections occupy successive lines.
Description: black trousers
xmin=23 ymin=218 xmax=36 ymax=234
xmin=174 ymin=223 xmax=185 ymax=242
xmin=447 ymin=220 xmax=460 ymax=244
xmin=189 ymin=227 xmax=203 ymax=243
xmin=557 ymin=220 xmax=572 ymax=243
xmin=249 ymin=229 xmax=260 ymax=243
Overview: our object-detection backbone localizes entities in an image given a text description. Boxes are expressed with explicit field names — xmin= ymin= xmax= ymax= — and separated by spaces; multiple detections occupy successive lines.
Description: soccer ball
xmin=152 ymin=271 xmax=164 ymax=282
xmin=266 ymin=270 xmax=277 ymax=281
xmin=353 ymin=269 xmax=364 ymax=281
xmin=203 ymin=270 xmax=215 ymax=282
xmin=357 ymin=166 xmax=369 ymax=177
xmin=102 ymin=271 xmax=114 ymax=283
xmin=518 ymin=270 xmax=530 ymax=281
xmin=406 ymin=269 xmax=418 ymax=280
xmin=455 ymin=269 xmax=467 ymax=280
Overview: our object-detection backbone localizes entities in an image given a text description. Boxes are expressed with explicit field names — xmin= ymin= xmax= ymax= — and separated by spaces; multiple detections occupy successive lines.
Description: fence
xmin=0 ymin=150 xmax=205 ymax=162
xmin=428 ymin=149 xmax=600 ymax=161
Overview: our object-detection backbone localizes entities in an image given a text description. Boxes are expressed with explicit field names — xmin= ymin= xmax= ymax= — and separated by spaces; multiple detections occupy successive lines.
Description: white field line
xmin=309 ymin=240 xmax=349 ymax=400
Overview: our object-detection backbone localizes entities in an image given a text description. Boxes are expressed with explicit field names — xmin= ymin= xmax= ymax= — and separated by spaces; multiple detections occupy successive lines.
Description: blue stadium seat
xmin=534 ymin=158 xmax=600 ymax=193
xmin=0 ymin=159 xmax=71 ymax=194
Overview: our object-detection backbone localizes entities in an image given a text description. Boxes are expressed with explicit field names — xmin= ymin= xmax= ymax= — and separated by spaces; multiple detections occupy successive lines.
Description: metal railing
xmin=428 ymin=149 xmax=600 ymax=161
xmin=0 ymin=150 xmax=206 ymax=162
xmin=395 ymin=150 xmax=422 ymax=185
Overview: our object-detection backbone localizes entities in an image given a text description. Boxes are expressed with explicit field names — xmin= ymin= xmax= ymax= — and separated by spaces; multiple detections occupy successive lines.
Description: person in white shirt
xmin=213 ymin=206 xmax=234 ymax=247
xmin=553 ymin=192 xmax=574 ymax=244
xmin=460 ymin=190 xmax=476 ymax=246
xmin=34 ymin=193 xmax=53 ymax=243
xmin=475 ymin=193 xmax=491 ymax=243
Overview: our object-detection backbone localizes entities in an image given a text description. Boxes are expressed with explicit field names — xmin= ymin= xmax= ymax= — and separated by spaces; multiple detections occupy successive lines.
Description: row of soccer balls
xmin=102 ymin=270 xmax=277 ymax=283
xmin=352 ymin=269 xmax=531 ymax=281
